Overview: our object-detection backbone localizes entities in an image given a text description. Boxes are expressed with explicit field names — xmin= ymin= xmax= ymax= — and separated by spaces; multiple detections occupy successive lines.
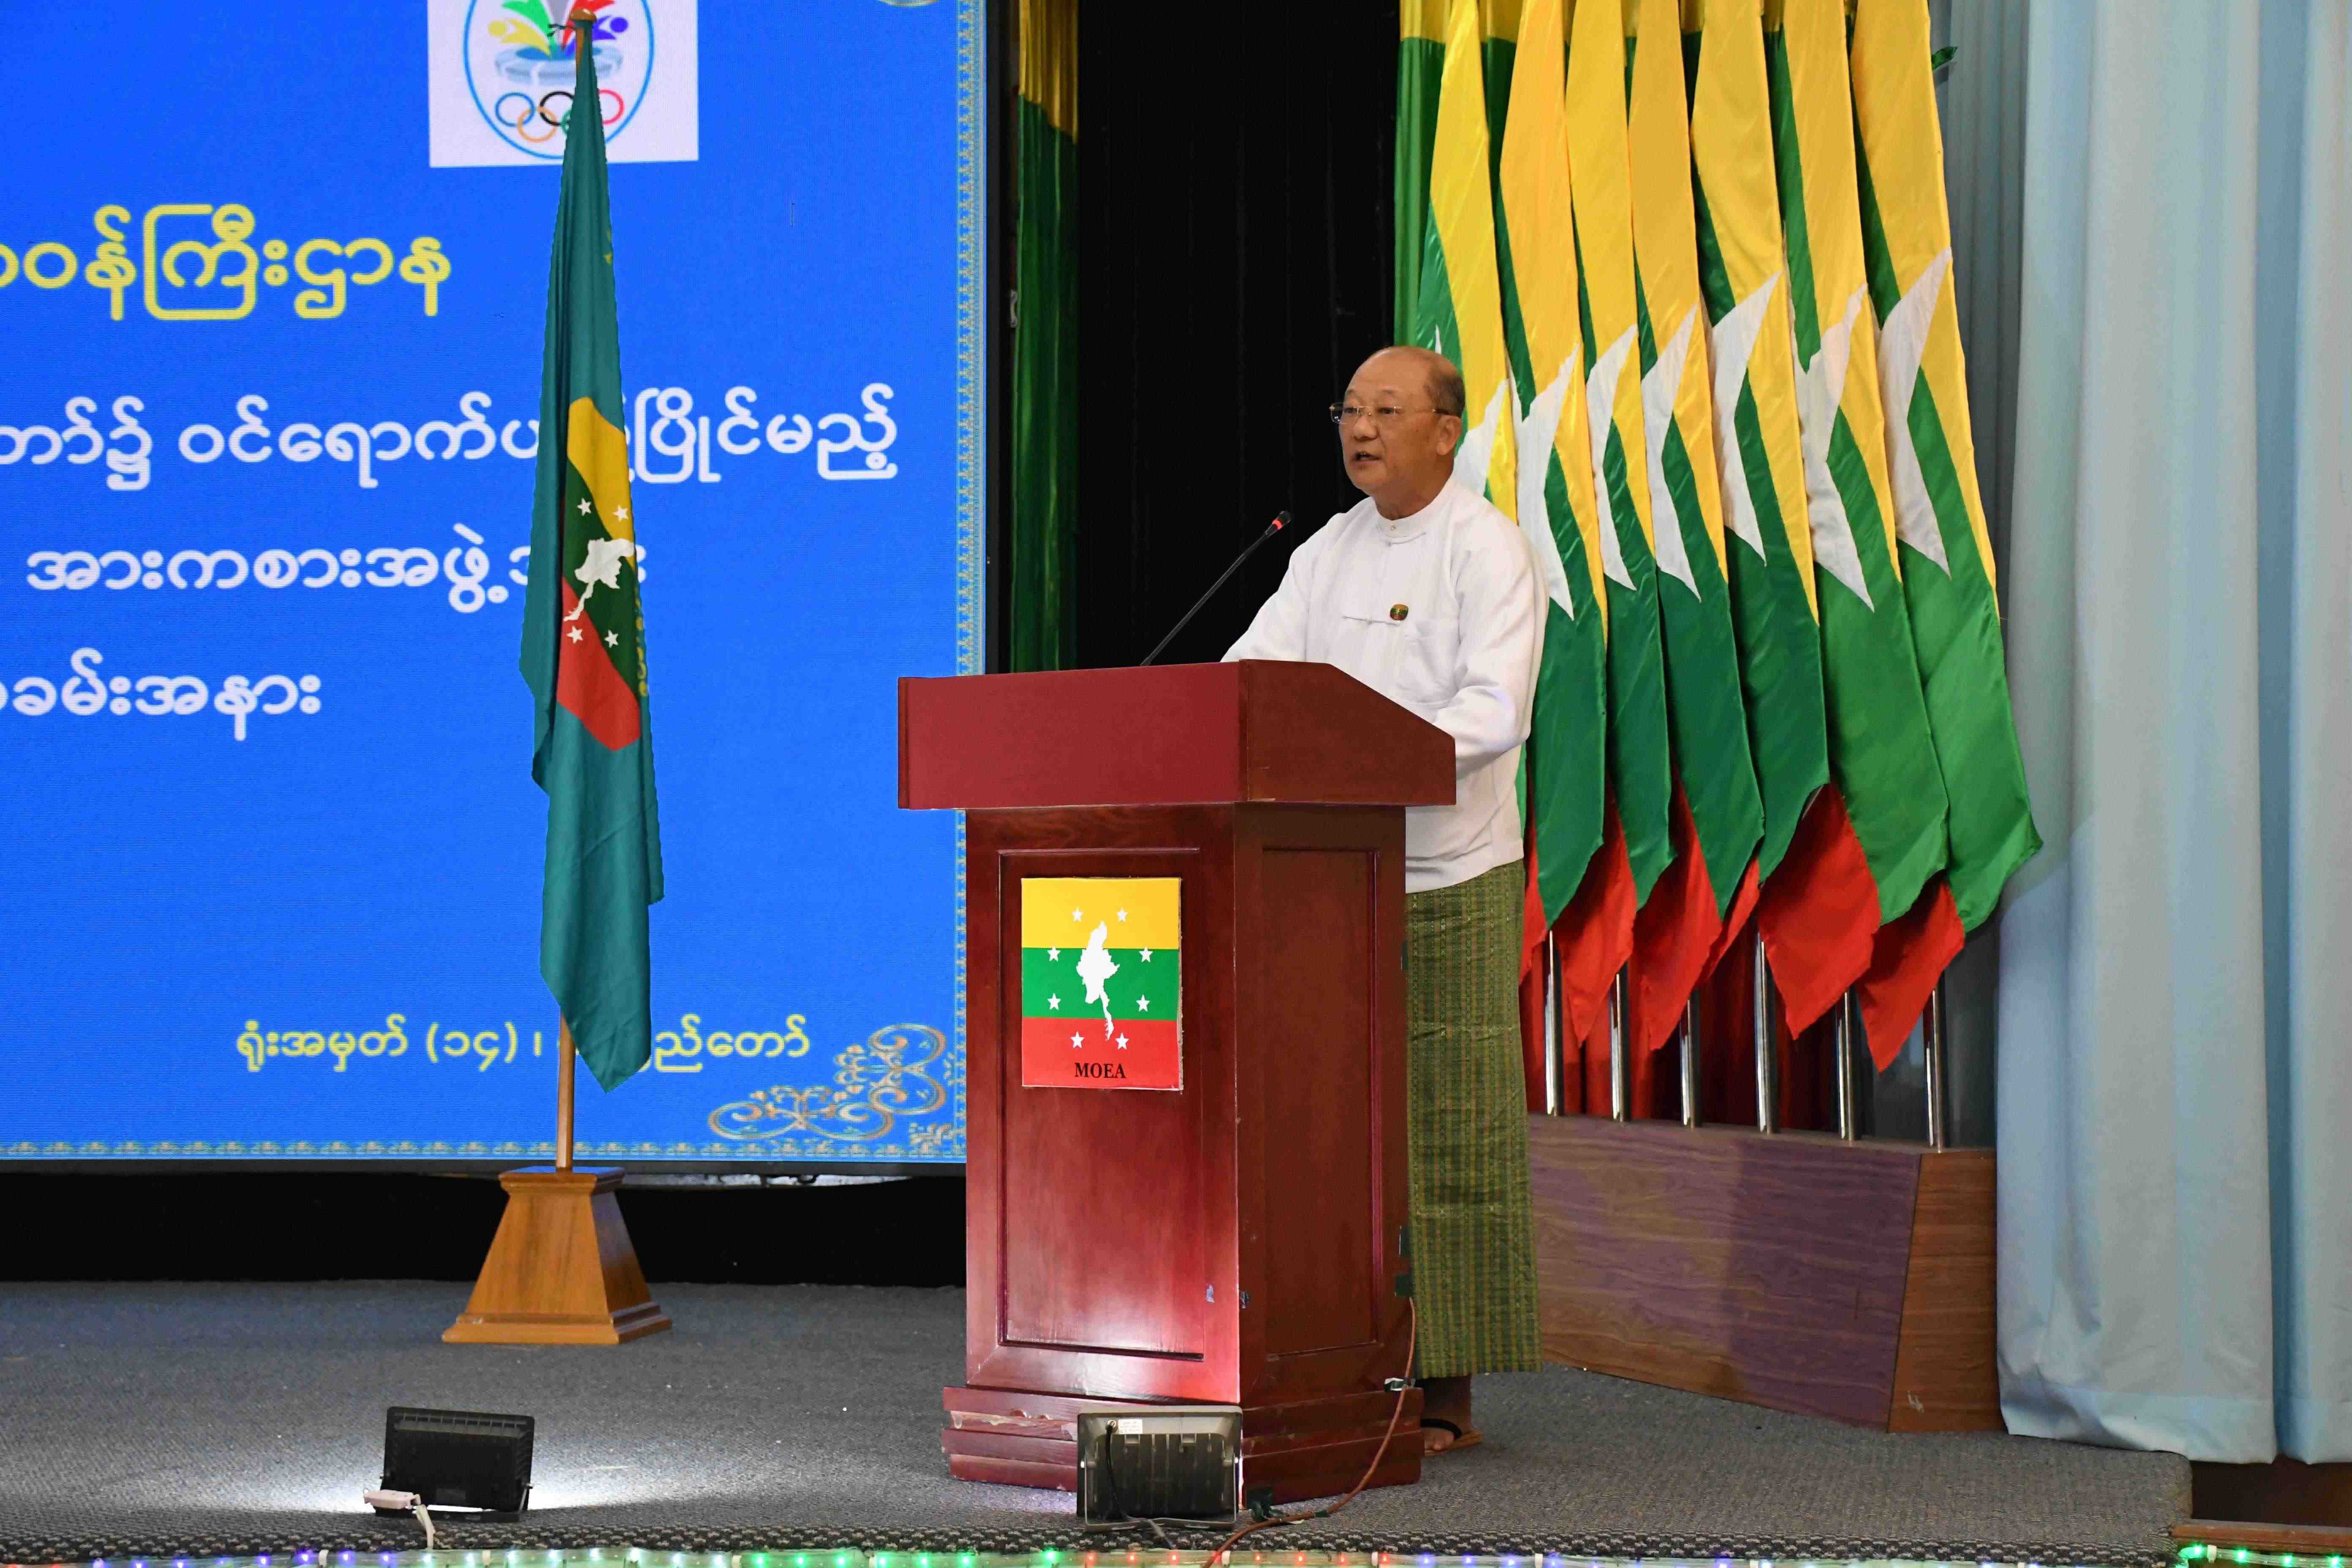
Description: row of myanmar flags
xmin=1397 ymin=0 xmax=2040 ymax=1100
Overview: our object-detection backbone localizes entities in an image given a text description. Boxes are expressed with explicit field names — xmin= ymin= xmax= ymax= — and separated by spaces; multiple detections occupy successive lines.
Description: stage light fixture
xmin=1075 ymin=1406 xmax=1242 ymax=1525
xmin=377 ymin=1406 xmax=535 ymax=1517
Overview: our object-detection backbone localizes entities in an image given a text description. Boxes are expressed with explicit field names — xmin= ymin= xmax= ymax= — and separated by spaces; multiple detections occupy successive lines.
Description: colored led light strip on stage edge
xmin=2178 ymin=1549 xmax=2349 ymax=1568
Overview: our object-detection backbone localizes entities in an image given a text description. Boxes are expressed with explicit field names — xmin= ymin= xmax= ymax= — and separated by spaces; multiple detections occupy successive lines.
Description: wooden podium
xmin=900 ymin=662 xmax=1453 ymax=1503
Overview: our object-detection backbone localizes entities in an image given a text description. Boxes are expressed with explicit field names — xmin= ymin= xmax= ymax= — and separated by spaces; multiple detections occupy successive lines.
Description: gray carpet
xmin=0 ymin=1284 xmax=2188 ymax=1564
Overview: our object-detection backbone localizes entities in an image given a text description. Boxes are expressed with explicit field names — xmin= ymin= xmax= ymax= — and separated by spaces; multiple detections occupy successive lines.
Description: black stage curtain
xmin=1070 ymin=7 xmax=1400 ymax=670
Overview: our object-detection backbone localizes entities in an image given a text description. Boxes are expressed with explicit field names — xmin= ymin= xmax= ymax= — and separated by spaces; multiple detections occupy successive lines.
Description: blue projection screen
xmin=0 ymin=2 xmax=980 ymax=1165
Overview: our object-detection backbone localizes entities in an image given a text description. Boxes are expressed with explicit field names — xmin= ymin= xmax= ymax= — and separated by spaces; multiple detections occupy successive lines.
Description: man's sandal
xmin=1419 ymin=1416 xmax=1484 ymax=1454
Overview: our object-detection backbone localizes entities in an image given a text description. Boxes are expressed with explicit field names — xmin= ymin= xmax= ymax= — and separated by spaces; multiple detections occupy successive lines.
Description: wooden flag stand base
xmin=444 ymin=1023 xmax=671 ymax=1346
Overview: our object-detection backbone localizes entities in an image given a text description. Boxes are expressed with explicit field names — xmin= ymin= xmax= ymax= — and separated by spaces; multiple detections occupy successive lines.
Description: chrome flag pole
xmin=1753 ymin=931 xmax=1778 ymax=1134
xmin=1543 ymin=934 xmax=1564 ymax=1115
xmin=1608 ymin=969 xmax=1629 ymax=1122
xmin=1679 ymin=997 xmax=1701 ymax=1128
xmin=1924 ymin=977 xmax=1950 ymax=1151
xmin=1833 ymin=992 xmax=1859 ymax=1141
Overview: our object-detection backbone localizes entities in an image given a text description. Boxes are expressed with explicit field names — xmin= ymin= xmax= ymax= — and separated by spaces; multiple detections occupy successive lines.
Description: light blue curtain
xmin=1996 ymin=0 xmax=2352 ymax=1461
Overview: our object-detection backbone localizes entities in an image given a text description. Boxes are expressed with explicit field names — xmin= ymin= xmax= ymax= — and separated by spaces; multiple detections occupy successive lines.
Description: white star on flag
xmin=1639 ymin=305 xmax=1704 ymax=596
xmin=1709 ymin=272 xmax=1783 ymax=561
xmin=1878 ymin=248 xmax=1956 ymax=575
xmin=566 ymin=626 xmax=583 ymax=642
xmin=1794 ymin=288 xmax=1877 ymax=608
xmin=1453 ymin=378 xmax=1509 ymax=501
xmin=1070 ymin=908 xmax=1082 ymax=921
xmin=577 ymin=498 xmax=593 ymax=514
xmin=1452 ymin=377 xmax=1510 ymax=501
xmin=1135 ymin=995 xmax=1150 ymax=1012
xmin=1116 ymin=1033 xmax=1129 ymax=1049
xmin=1512 ymin=346 xmax=1585 ymax=620
xmin=615 ymin=506 xmax=629 ymax=521
xmin=1047 ymin=947 xmax=1060 ymax=961
xmin=1047 ymin=995 xmax=1061 ymax=1011
xmin=1584 ymin=326 xmax=1641 ymax=589
xmin=1139 ymin=949 xmax=1152 ymax=962
xmin=1069 ymin=1032 xmax=1083 ymax=1049
xmin=1116 ymin=909 xmax=1127 ymax=921
xmin=604 ymin=629 xmax=618 ymax=647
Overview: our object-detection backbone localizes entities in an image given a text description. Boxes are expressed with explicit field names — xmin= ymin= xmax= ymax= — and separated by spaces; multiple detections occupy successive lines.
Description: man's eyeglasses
xmin=1328 ymin=402 xmax=1458 ymax=428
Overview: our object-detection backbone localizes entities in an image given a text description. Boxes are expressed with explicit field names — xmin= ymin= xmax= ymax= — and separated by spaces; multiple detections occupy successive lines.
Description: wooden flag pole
xmin=554 ymin=1019 xmax=577 ymax=1173
xmin=442 ymin=1016 xmax=669 ymax=1345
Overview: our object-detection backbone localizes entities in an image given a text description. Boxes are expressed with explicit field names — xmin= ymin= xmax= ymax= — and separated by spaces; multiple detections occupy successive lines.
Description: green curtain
xmin=1009 ymin=0 xmax=1079 ymax=672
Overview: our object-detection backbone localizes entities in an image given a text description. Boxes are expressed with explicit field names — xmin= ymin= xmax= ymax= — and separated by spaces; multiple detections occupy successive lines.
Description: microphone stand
xmin=1139 ymin=512 xmax=1290 ymax=666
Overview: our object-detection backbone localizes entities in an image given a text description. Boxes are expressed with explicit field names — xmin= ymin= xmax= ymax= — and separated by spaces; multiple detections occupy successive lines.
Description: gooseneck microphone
xmin=1139 ymin=511 xmax=1291 ymax=667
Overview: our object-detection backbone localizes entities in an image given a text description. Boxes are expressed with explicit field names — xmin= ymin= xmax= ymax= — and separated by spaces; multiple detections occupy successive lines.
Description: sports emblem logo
xmin=428 ymin=0 xmax=699 ymax=168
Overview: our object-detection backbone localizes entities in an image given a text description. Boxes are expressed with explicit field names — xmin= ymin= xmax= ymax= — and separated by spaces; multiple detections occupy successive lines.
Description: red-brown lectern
xmin=899 ymin=661 xmax=1452 ymax=1502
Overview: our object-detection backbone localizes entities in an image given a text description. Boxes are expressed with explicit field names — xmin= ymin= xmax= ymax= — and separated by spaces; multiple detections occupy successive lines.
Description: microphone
xmin=1139 ymin=511 xmax=1291 ymax=667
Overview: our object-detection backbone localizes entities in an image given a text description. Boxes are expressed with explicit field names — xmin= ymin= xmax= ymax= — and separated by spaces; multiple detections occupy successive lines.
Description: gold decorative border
xmin=3 ymin=1019 xmax=966 ymax=1163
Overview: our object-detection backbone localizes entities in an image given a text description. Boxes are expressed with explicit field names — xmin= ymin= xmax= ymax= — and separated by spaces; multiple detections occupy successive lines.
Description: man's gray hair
xmin=1369 ymin=344 xmax=1465 ymax=418
xmin=1355 ymin=344 xmax=1469 ymax=419
xmin=1426 ymin=356 xmax=1467 ymax=419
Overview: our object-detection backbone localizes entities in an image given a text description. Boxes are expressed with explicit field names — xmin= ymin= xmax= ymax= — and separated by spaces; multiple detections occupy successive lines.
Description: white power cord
xmin=362 ymin=1490 xmax=437 ymax=1548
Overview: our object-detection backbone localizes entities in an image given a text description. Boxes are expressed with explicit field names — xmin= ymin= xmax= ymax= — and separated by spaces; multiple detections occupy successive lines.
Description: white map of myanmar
xmin=1074 ymin=922 xmax=1118 ymax=1036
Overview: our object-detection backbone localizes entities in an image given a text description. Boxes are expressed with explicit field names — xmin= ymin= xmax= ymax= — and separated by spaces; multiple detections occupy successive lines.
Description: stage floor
xmin=0 ymin=1284 xmax=2186 ymax=1566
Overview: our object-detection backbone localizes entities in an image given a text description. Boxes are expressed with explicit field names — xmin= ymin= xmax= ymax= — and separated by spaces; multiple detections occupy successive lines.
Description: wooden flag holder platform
xmin=1528 ymin=1116 xmax=1998 ymax=1431
xmin=444 ymin=1023 xmax=671 ymax=1346
xmin=1524 ymin=953 xmax=1998 ymax=1431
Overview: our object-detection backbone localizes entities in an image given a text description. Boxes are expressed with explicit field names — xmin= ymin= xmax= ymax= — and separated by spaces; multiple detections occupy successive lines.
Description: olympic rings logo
xmin=460 ymin=0 xmax=656 ymax=161
xmin=490 ymin=87 xmax=628 ymax=144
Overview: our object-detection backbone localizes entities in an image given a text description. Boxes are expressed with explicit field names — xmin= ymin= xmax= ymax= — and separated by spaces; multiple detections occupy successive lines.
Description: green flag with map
xmin=519 ymin=15 xmax=664 ymax=1092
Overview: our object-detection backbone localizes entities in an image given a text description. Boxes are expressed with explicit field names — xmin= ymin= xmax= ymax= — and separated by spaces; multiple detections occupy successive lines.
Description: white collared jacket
xmin=1225 ymin=478 xmax=1543 ymax=893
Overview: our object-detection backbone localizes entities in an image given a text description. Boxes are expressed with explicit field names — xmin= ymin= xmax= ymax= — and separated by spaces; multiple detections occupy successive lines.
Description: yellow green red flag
xmin=1497 ymin=0 xmax=1607 ymax=922
xmin=1398 ymin=2 xmax=1523 ymax=339
xmin=1496 ymin=0 xmax=1612 ymax=1064
xmin=1624 ymin=0 xmax=1766 ymax=1056
xmin=1687 ymin=0 xmax=1830 ymax=885
xmin=1413 ymin=0 xmax=1519 ymax=523
xmin=1565 ymin=0 xmax=1674 ymax=908
xmin=1019 ymin=877 xmax=1181 ymax=1090
xmin=1850 ymin=0 xmax=2040 ymax=935
xmin=1008 ymin=0 xmax=1078 ymax=672
xmin=1688 ymin=0 xmax=1864 ymax=1070
xmin=1762 ymin=0 xmax=1951 ymax=1059
xmin=1396 ymin=0 xmax=1450 ymax=338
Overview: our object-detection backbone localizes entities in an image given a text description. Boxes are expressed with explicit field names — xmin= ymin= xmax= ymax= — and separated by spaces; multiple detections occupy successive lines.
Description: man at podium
xmin=1225 ymin=346 xmax=1543 ymax=1455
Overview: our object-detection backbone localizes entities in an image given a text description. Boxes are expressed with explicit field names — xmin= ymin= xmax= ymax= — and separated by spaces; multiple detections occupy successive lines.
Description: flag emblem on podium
xmin=1018 ymin=877 xmax=1181 ymax=1091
